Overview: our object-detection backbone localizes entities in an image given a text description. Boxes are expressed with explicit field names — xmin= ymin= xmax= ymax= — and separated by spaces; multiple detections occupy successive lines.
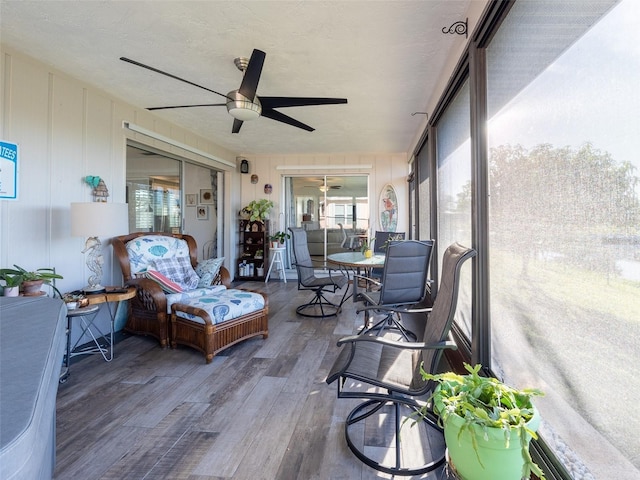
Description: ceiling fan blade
xmin=147 ymin=103 xmax=226 ymax=111
xmin=232 ymin=118 xmax=244 ymax=134
xmin=261 ymin=108 xmax=314 ymax=132
xmin=238 ymin=49 xmax=266 ymax=102
xmin=260 ymin=96 xmax=348 ymax=109
xmin=120 ymin=57 xmax=230 ymax=100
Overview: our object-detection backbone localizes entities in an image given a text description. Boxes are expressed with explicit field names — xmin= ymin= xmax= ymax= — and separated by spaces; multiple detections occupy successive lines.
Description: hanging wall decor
xmin=0 ymin=140 xmax=18 ymax=200
xmin=379 ymin=183 xmax=398 ymax=232
xmin=200 ymin=189 xmax=214 ymax=205
xmin=251 ymin=174 xmax=259 ymax=184
xmin=264 ymin=184 xmax=272 ymax=194
xmin=186 ymin=194 xmax=197 ymax=206
xmin=197 ymin=206 xmax=209 ymax=220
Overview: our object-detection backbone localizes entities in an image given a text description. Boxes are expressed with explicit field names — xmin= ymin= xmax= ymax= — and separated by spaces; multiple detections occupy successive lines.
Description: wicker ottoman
xmin=170 ymin=289 xmax=268 ymax=363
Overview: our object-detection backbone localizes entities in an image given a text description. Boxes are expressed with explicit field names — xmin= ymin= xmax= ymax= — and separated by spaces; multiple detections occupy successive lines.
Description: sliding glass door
xmin=126 ymin=144 xmax=223 ymax=261
xmin=284 ymin=175 xmax=368 ymax=259
xmin=127 ymin=145 xmax=181 ymax=234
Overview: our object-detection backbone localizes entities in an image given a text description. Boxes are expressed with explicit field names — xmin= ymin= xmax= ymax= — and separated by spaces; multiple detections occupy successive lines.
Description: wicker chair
xmin=112 ymin=232 xmax=230 ymax=348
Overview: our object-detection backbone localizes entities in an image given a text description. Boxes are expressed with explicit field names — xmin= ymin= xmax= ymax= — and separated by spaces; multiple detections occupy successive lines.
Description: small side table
xmin=60 ymin=286 xmax=135 ymax=383
xmin=60 ymin=304 xmax=100 ymax=383
xmin=265 ymin=247 xmax=287 ymax=283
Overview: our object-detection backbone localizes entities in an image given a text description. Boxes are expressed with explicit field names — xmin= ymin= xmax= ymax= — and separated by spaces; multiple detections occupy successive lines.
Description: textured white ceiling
xmin=0 ymin=1 xmax=475 ymax=155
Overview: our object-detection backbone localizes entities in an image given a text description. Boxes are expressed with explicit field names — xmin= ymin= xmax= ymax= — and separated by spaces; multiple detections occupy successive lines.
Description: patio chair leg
xmin=343 ymin=398 xmax=445 ymax=476
xmin=361 ymin=313 xmax=417 ymax=341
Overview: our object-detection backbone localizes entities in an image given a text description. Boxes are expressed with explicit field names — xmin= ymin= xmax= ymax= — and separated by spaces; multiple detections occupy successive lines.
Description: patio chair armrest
xmin=356 ymin=304 xmax=432 ymax=315
xmin=337 ymin=335 xmax=457 ymax=352
xmin=353 ymin=274 xmax=382 ymax=287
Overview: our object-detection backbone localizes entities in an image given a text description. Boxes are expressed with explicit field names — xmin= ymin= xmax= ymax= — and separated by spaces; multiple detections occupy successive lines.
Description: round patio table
xmin=327 ymin=251 xmax=386 ymax=269
xmin=327 ymin=251 xmax=386 ymax=303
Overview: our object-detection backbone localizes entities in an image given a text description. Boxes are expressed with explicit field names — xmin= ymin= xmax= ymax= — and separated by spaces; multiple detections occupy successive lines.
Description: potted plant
xmin=270 ymin=231 xmax=290 ymax=248
xmin=360 ymin=238 xmax=373 ymax=258
xmin=417 ymin=363 xmax=545 ymax=480
xmin=241 ymin=199 xmax=274 ymax=222
xmin=0 ymin=271 xmax=23 ymax=296
xmin=0 ymin=265 xmax=63 ymax=296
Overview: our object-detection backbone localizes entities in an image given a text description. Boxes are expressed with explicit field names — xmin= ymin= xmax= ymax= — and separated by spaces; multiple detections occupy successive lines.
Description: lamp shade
xmin=71 ymin=202 xmax=129 ymax=238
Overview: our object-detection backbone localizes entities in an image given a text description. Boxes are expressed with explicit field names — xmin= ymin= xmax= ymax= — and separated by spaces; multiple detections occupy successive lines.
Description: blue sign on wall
xmin=0 ymin=140 xmax=18 ymax=200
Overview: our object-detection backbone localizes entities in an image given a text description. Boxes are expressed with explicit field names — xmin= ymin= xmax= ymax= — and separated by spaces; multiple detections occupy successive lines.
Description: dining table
xmin=327 ymin=251 xmax=386 ymax=303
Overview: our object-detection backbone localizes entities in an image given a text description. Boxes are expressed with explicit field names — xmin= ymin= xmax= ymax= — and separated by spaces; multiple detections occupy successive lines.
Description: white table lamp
xmin=71 ymin=202 xmax=129 ymax=293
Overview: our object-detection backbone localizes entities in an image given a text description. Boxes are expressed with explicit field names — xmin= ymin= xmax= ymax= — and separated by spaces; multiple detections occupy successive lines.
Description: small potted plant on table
xmin=417 ymin=363 xmax=545 ymax=480
xmin=360 ymin=238 xmax=373 ymax=258
xmin=270 ymin=231 xmax=290 ymax=248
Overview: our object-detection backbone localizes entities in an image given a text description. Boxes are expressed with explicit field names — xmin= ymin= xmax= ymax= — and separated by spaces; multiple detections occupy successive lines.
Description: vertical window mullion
xmin=469 ymin=41 xmax=491 ymax=369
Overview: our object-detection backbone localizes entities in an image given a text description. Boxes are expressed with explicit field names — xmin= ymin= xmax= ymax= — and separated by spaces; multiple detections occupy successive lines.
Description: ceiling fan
xmin=120 ymin=49 xmax=347 ymax=133
xmin=304 ymin=180 xmax=342 ymax=192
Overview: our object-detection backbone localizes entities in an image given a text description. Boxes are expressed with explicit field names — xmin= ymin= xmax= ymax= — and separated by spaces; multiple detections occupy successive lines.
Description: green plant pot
xmin=444 ymin=407 xmax=540 ymax=480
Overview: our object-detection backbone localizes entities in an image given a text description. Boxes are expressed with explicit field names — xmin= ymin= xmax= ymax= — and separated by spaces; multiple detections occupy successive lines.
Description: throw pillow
xmin=195 ymin=257 xmax=225 ymax=287
xmin=152 ymin=256 xmax=199 ymax=290
xmin=145 ymin=270 xmax=183 ymax=294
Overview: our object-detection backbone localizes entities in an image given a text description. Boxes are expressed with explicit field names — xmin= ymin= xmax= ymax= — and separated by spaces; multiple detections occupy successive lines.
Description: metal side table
xmin=60 ymin=287 xmax=135 ymax=383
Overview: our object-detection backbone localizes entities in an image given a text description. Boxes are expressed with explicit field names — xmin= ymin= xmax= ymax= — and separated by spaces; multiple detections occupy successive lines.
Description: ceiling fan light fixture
xmin=226 ymin=90 xmax=262 ymax=121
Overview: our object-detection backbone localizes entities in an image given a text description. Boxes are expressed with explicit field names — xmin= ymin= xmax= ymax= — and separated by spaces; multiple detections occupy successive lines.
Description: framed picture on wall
xmin=186 ymin=194 xmax=197 ymax=206
xmin=379 ymin=183 xmax=398 ymax=232
xmin=200 ymin=189 xmax=214 ymax=205
xmin=197 ymin=205 xmax=209 ymax=220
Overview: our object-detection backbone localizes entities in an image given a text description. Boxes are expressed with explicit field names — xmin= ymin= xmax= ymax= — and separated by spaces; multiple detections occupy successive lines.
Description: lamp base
xmin=82 ymin=284 xmax=106 ymax=294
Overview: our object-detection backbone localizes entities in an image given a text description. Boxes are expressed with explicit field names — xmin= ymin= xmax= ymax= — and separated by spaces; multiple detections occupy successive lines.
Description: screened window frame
xmin=411 ymin=1 xmax=575 ymax=478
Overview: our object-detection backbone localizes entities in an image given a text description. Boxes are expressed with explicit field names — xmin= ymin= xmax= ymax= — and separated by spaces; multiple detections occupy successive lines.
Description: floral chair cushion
xmin=195 ymin=257 xmax=225 ymax=288
xmin=173 ymin=289 xmax=266 ymax=325
xmin=125 ymin=236 xmax=192 ymax=275
xmin=165 ymin=285 xmax=227 ymax=313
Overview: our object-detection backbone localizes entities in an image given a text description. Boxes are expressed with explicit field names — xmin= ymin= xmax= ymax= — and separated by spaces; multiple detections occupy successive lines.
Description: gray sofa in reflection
xmin=305 ymin=224 xmax=348 ymax=256
xmin=0 ymin=296 xmax=67 ymax=480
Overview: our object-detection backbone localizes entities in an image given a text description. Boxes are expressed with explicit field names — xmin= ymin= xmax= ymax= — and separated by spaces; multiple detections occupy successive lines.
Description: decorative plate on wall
xmin=379 ymin=183 xmax=398 ymax=232
xmin=200 ymin=189 xmax=214 ymax=205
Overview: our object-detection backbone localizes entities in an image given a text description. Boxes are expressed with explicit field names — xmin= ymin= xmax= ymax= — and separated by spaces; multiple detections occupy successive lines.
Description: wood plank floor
xmin=54 ymin=280 xmax=448 ymax=480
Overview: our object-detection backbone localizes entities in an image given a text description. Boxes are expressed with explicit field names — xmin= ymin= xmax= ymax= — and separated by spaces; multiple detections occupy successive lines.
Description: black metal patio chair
xmin=326 ymin=242 xmax=476 ymax=476
xmin=356 ymin=239 xmax=434 ymax=340
xmin=289 ymin=227 xmax=349 ymax=318
xmin=369 ymin=230 xmax=405 ymax=279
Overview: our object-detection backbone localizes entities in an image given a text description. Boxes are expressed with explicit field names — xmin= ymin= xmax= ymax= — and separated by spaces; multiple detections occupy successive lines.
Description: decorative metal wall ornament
xmin=442 ymin=18 xmax=468 ymax=38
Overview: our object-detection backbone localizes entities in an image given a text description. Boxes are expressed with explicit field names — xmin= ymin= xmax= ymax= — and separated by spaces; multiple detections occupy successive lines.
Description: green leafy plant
xmin=382 ymin=233 xmax=404 ymax=250
xmin=270 ymin=231 xmax=290 ymax=243
xmin=360 ymin=238 xmax=372 ymax=254
xmin=1 ymin=265 xmax=63 ymax=283
xmin=242 ymin=199 xmax=274 ymax=222
xmin=418 ymin=363 xmax=545 ymax=480
xmin=0 ymin=271 xmax=23 ymax=287
xmin=0 ymin=265 xmax=63 ymax=297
